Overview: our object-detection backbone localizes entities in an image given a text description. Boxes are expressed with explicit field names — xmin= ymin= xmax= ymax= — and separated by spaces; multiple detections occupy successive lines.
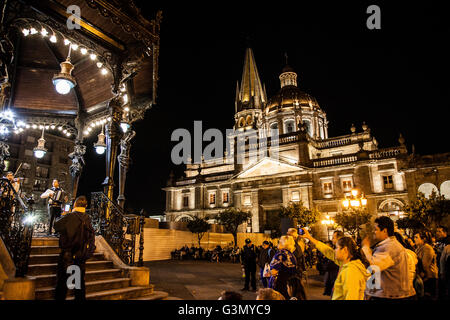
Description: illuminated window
xmin=183 ymin=196 xmax=189 ymax=208
xmin=383 ymin=175 xmax=393 ymax=189
xmin=323 ymin=182 xmax=333 ymax=194
xmin=342 ymin=180 xmax=353 ymax=191
xmin=223 ymin=192 xmax=229 ymax=203
xmin=209 ymin=193 xmax=216 ymax=205
xmin=291 ymin=191 xmax=300 ymax=202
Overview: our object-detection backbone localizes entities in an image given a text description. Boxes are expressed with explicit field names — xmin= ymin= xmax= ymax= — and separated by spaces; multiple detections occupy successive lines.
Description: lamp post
xmin=341 ymin=187 xmax=367 ymax=240
xmin=321 ymin=215 xmax=335 ymax=241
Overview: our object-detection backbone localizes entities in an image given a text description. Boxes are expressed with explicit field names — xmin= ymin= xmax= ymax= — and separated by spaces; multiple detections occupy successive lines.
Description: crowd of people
xmin=220 ymin=216 xmax=450 ymax=301
xmin=171 ymin=244 xmax=242 ymax=263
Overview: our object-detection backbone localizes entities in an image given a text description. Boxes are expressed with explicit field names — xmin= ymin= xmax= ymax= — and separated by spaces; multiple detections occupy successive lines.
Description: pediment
xmin=236 ymin=157 xmax=304 ymax=179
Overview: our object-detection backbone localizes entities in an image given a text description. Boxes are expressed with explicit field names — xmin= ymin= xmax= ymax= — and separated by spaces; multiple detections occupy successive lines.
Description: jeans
xmin=260 ymin=268 xmax=269 ymax=288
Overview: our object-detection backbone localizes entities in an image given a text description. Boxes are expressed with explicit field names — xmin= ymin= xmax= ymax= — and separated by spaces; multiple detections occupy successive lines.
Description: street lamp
xmin=321 ymin=215 xmax=335 ymax=241
xmin=341 ymin=187 xmax=368 ymax=239
xmin=33 ymin=128 xmax=47 ymax=158
xmin=52 ymin=45 xmax=76 ymax=95
xmin=94 ymin=125 xmax=107 ymax=155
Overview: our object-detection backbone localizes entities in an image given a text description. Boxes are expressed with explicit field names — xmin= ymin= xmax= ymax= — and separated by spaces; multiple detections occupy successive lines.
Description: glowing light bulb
xmin=50 ymin=35 xmax=57 ymax=43
xmin=32 ymin=124 xmax=37 ymax=129
xmin=80 ymin=48 xmax=87 ymax=55
xmin=90 ymin=53 xmax=97 ymax=60
xmin=41 ymin=28 xmax=48 ymax=37
xmin=30 ymin=28 xmax=37 ymax=35
xmin=71 ymin=43 xmax=78 ymax=50
xmin=50 ymin=125 xmax=55 ymax=129
xmin=54 ymin=79 xmax=73 ymax=95
xmin=22 ymin=28 xmax=30 ymax=36
xmin=101 ymin=68 xmax=107 ymax=75
xmin=95 ymin=146 xmax=106 ymax=155
xmin=34 ymin=150 xmax=45 ymax=159
xmin=96 ymin=62 xmax=103 ymax=68
xmin=64 ymin=39 xmax=70 ymax=45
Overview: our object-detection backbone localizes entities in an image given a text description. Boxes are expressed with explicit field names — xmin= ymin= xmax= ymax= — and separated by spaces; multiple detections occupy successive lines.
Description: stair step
xmin=27 ymin=260 xmax=114 ymax=276
xmin=36 ymin=278 xmax=131 ymax=300
xmin=132 ymin=291 xmax=169 ymax=300
xmin=67 ymin=285 xmax=154 ymax=300
xmin=30 ymin=246 xmax=61 ymax=255
xmin=31 ymin=238 xmax=60 ymax=246
xmin=33 ymin=268 xmax=123 ymax=288
xmin=29 ymin=252 xmax=104 ymax=265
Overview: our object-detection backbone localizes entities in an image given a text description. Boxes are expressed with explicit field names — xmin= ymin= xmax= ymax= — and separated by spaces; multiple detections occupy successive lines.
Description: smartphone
xmin=64 ymin=204 xmax=71 ymax=212
xmin=298 ymin=226 xmax=304 ymax=235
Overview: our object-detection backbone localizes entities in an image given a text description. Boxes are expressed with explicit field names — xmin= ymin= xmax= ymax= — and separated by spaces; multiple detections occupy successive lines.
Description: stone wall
xmin=135 ymin=229 xmax=274 ymax=261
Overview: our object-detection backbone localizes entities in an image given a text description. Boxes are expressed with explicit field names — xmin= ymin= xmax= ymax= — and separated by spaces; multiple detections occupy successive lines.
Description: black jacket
xmin=258 ymin=247 xmax=275 ymax=268
xmin=241 ymin=244 xmax=257 ymax=266
xmin=293 ymin=241 xmax=306 ymax=273
xmin=54 ymin=210 xmax=94 ymax=253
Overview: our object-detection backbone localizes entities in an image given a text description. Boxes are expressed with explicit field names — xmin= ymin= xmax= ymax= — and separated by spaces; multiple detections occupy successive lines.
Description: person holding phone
xmin=300 ymin=228 xmax=369 ymax=300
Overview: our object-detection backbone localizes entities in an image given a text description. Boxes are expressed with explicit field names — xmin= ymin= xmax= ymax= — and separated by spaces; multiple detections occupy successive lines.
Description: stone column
xmin=251 ymin=190 xmax=259 ymax=233
xmin=117 ymin=129 xmax=135 ymax=208
xmin=103 ymin=98 xmax=123 ymax=212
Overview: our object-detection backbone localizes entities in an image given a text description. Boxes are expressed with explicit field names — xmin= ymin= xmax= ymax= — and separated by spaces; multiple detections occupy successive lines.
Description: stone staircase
xmin=29 ymin=237 xmax=169 ymax=300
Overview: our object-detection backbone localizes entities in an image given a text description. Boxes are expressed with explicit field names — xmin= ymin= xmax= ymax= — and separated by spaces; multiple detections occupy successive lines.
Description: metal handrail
xmin=0 ymin=178 xmax=34 ymax=277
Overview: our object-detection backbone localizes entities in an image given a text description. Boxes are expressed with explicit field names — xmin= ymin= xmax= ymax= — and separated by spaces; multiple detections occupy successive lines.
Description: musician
xmin=1 ymin=171 xmax=21 ymax=198
xmin=41 ymin=179 xmax=66 ymax=235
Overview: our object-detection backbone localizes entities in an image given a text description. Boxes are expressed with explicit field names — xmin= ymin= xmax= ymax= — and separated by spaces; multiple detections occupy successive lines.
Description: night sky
xmin=78 ymin=2 xmax=449 ymax=215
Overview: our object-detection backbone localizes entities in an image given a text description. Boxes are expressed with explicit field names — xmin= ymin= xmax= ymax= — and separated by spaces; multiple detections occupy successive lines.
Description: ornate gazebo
xmin=0 ymin=0 xmax=161 ymax=207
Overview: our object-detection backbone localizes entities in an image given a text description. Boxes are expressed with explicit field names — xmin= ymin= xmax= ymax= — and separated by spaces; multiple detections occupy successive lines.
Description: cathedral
xmin=164 ymin=48 xmax=450 ymax=235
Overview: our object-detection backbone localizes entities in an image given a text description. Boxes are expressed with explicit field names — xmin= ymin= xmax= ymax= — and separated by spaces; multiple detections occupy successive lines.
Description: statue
xmin=68 ymin=141 xmax=86 ymax=178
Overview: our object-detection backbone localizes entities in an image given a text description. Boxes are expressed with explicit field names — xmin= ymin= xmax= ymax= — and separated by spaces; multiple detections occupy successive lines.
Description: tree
xmin=403 ymin=191 xmax=450 ymax=231
xmin=186 ymin=216 xmax=211 ymax=247
xmin=396 ymin=217 xmax=425 ymax=238
xmin=214 ymin=208 xmax=252 ymax=247
xmin=279 ymin=201 xmax=320 ymax=227
xmin=335 ymin=208 xmax=372 ymax=238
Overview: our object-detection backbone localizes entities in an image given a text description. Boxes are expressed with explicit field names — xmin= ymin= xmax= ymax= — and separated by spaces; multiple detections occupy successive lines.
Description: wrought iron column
xmin=68 ymin=140 xmax=86 ymax=200
xmin=117 ymin=129 xmax=135 ymax=208
xmin=103 ymin=98 xmax=122 ymax=216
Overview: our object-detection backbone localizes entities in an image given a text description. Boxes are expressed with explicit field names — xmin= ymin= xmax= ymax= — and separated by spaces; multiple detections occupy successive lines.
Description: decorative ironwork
xmin=89 ymin=191 xmax=142 ymax=265
xmin=0 ymin=178 xmax=34 ymax=277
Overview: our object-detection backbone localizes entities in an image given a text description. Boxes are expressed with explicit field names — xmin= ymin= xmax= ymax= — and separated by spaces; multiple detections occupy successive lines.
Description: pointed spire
xmin=237 ymin=48 xmax=266 ymax=112
xmin=235 ymin=81 xmax=240 ymax=113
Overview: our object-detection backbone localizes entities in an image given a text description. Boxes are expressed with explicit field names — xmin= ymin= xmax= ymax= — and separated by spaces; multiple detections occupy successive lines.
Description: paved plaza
xmin=145 ymin=260 xmax=329 ymax=300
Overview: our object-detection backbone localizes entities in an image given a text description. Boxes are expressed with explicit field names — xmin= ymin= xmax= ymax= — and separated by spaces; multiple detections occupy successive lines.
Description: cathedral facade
xmin=164 ymin=48 xmax=450 ymax=234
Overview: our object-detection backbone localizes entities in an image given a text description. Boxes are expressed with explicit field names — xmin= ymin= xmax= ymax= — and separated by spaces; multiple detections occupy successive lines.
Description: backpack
xmin=73 ymin=212 xmax=96 ymax=261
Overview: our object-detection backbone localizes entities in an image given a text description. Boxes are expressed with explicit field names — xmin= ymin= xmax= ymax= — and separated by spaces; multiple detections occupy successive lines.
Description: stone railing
xmin=175 ymin=179 xmax=196 ymax=186
xmin=313 ymin=155 xmax=358 ymax=167
xmin=204 ymin=174 xmax=234 ymax=182
xmin=369 ymin=147 xmax=401 ymax=159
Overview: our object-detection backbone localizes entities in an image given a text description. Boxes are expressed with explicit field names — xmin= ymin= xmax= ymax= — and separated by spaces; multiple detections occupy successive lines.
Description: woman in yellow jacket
xmin=301 ymin=229 xmax=370 ymax=300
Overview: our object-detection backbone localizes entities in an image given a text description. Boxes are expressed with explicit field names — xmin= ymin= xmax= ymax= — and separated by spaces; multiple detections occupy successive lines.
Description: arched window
xmin=238 ymin=117 xmax=245 ymax=127
xmin=246 ymin=115 xmax=253 ymax=126
xmin=440 ymin=180 xmax=450 ymax=199
xmin=269 ymin=122 xmax=279 ymax=137
xmin=284 ymin=119 xmax=295 ymax=133
xmin=379 ymin=199 xmax=404 ymax=219
xmin=176 ymin=215 xmax=194 ymax=223
xmin=418 ymin=183 xmax=439 ymax=198
xmin=303 ymin=119 xmax=311 ymax=136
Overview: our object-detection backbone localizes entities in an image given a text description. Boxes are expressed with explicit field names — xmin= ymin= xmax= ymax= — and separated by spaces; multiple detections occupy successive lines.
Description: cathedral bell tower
xmin=234 ymin=48 xmax=266 ymax=132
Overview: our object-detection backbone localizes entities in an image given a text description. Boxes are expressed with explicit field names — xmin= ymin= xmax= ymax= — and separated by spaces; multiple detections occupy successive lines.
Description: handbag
xmin=263 ymin=263 xmax=271 ymax=278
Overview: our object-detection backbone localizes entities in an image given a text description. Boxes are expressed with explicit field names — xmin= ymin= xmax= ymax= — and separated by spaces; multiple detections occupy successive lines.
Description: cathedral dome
xmin=266 ymin=85 xmax=319 ymax=111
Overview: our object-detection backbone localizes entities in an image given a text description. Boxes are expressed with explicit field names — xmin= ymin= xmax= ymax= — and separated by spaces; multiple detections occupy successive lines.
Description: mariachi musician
xmin=41 ymin=179 xmax=66 ymax=235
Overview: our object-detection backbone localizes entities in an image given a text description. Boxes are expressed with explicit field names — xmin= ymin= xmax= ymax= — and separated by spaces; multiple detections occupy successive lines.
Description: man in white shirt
xmin=41 ymin=179 xmax=65 ymax=235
